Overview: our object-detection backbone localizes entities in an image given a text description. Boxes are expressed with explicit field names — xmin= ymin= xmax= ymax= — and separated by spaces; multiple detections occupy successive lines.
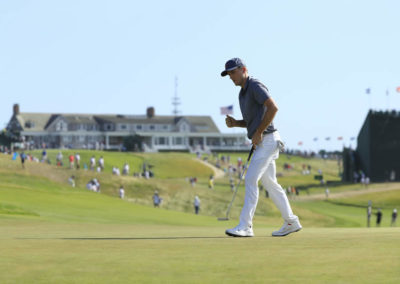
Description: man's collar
xmin=240 ymin=77 xmax=250 ymax=94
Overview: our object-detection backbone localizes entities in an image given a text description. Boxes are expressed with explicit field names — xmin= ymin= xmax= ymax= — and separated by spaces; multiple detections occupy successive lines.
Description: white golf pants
xmin=239 ymin=131 xmax=297 ymax=228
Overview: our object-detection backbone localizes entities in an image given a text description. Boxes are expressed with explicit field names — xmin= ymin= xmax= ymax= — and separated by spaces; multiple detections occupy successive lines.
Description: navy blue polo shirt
xmin=239 ymin=77 xmax=276 ymax=139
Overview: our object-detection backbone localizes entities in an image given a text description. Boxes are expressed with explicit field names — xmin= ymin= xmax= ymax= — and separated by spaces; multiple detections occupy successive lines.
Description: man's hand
xmin=252 ymin=130 xmax=263 ymax=148
xmin=225 ymin=115 xmax=236 ymax=128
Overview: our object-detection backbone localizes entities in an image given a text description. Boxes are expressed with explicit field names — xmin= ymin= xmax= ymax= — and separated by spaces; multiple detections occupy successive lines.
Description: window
xmin=120 ymin=124 xmax=127 ymax=130
xmin=56 ymin=122 xmax=64 ymax=131
xmin=174 ymin=137 xmax=183 ymax=145
xmin=63 ymin=136 xmax=72 ymax=142
xmin=180 ymin=123 xmax=189 ymax=132
xmin=136 ymin=125 xmax=142 ymax=130
xmin=24 ymin=121 xmax=35 ymax=128
xmin=149 ymin=125 xmax=155 ymax=130
xmin=155 ymin=137 xmax=168 ymax=145
xmin=106 ymin=124 xmax=113 ymax=131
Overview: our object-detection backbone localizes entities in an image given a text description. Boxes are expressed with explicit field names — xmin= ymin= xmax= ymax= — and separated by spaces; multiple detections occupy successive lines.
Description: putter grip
xmin=247 ymin=147 xmax=255 ymax=162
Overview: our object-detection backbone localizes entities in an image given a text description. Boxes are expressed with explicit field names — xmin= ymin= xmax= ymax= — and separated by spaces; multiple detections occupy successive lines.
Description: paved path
xmin=195 ymin=158 xmax=225 ymax=179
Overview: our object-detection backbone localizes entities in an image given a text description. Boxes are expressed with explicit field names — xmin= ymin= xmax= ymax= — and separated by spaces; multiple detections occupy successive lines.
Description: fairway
xmin=1 ymin=220 xmax=399 ymax=283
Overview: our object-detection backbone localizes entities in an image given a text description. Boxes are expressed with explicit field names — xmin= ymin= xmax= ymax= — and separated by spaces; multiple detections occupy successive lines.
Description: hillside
xmin=1 ymin=150 xmax=399 ymax=228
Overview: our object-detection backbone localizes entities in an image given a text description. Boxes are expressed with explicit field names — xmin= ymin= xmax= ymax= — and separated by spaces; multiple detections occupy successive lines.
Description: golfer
xmin=221 ymin=58 xmax=302 ymax=237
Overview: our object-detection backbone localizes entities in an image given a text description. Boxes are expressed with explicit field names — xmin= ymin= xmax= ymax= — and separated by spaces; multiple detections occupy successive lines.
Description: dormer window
xmin=56 ymin=122 xmax=65 ymax=131
xmin=24 ymin=121 xmax=35 ymax=128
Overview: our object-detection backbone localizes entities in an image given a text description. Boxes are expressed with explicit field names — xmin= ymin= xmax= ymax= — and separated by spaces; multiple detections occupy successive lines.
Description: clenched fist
xmin=225 ymin=115 xmax=236 ymax=128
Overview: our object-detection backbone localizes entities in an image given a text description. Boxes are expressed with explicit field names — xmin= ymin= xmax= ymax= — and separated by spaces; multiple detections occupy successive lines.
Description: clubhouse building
xmin=6 ymin=104 xmax=249 ymax=152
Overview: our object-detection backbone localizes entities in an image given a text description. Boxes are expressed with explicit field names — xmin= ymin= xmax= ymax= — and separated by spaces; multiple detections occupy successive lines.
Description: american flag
xmin=220 ymin=105 xmax=233 ymax=115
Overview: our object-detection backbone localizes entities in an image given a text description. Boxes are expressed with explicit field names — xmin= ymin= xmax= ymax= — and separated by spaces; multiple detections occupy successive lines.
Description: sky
xmin=1 ymin=0 xmax=400 ymax=152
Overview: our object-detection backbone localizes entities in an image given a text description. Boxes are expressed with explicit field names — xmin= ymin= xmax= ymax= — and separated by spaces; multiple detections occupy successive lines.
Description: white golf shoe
xmin=225 ymin=225 xmax=254 ymax=237
xmin=272 ymin=218 xmax=302 ymax=237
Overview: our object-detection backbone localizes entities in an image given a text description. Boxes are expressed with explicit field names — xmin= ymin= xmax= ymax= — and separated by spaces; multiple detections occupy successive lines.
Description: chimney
xmin=146 ymin=107 xmax=155 ymax=118
xmin=13 ymin=104 xmax=20 ymax=115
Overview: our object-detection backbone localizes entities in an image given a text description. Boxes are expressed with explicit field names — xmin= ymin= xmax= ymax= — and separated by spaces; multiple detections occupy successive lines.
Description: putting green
xmin=1 ymin=220 xmax=399 ymax=283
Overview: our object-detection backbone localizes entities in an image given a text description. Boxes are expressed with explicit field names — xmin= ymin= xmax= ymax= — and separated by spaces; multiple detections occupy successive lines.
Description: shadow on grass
xmin=16 ymin=236 xmax=271 ymax=240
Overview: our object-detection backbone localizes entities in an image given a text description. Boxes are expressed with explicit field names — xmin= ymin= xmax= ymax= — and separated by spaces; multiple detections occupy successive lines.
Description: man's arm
xmin=225 ymin=115 xmax=247 ymax=128
xmin=251 ymin=98 xmax=278 ymax=147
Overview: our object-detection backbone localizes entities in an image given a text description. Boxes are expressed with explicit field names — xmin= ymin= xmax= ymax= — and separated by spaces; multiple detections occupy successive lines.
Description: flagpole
xmin=366 ymin=88 xmax=372 ymax=110
xmin=386 ymin=89 xmax=390 ymax=111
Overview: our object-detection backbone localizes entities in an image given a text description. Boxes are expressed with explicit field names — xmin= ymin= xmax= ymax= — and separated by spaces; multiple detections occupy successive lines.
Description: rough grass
xmin=3 ymin=151 xmax=399 ymax=227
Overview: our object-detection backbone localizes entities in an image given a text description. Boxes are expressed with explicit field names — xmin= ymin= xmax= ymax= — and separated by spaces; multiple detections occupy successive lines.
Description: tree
xmin=0 ymin=129 xmax=18 ymax=147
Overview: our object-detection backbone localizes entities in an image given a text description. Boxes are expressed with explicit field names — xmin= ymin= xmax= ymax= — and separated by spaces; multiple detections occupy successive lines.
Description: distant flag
xmin=298 ymin=141 xmax=303 ymax=146
xmin=337 ymin=136 xmax=343 ymax=140
xmin=386 ymin=89 xmax=389 ymax=96
xmin=313 ymin=137 xmax=318 ymax=141
xmin=220 ymin=105 xmax=233 ymax=115
xmin=366 ymin=88 xmax=371 ymax=94
xmin=325 ymin=137 xmax=331 ymax=141
xmin=397 ymin=86 xmax=400 ymax=93
xmin=350 ymin=137 xmax=356 ymax=141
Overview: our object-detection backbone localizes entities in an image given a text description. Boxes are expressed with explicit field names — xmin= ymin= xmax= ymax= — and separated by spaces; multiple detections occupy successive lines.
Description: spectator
xmin=230 ymin=177 xmax=235 ymax=192
xmin=90 ymin=156 xmax=96 ymax=171
xmin=86 ymin=179 xmax=100 ymax=192
xmin=119 ymin=186 xmax=125 ymax=199
xmin=123 ymin=163 xmax=129 ymax=175
xmin=376 ymin=208 xmax=382 ymax=227
xmin=93 ymin=178 xmax=100 ymax=192
xmin=390 ymin=170 xmax=396 ymax=181
xmin=367 ymin=201 xmax=372 ymax=227
xmin=365 ymin=177 xmax=370 ymax=188
xmin=325 ymin=188 xmax=330 ymax=198
xmin=237 ymin=157 xmax=242 ymax=168
xmin=68 ymin=175 xmax=75 ymax=187
xmin=69 ymin=154 xmax=75 ymax=169
xmin=41 ymin=149 xmax=47 ymax=162
xmin=391 ymin=209 xmax=397 ymax=227
xmin=208 ymin=175 xmax=214 ymax=189
xmin=99 ymin=156 xmax=105 ymax=171
xmin=20 ymin=151 xmax=26 ymax=169
xmin=112 ymin=166 xmax=121 ymax=176
xmin=194 ymin=195 xmax=201 ymax=214
xmin=153 ymin=191 xmax=162 ymax=207
xmin=56 ymin=151 xmax=63 ymax=166
xmin=75 ymin=153 xmax=81 ymax=169
xmin=86 ymin=180 xmax=95 ymax=191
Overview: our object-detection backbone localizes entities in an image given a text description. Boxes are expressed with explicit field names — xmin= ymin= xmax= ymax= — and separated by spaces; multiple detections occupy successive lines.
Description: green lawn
xmin=1 ymin=220 xmax=399 ymax=283
xmin=1 ymin=150 xmax=400 ymax=283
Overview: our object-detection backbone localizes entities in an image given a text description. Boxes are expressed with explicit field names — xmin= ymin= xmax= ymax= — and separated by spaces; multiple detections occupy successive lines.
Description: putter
xmin=218 ymin=147 xmax=254 ymax=221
